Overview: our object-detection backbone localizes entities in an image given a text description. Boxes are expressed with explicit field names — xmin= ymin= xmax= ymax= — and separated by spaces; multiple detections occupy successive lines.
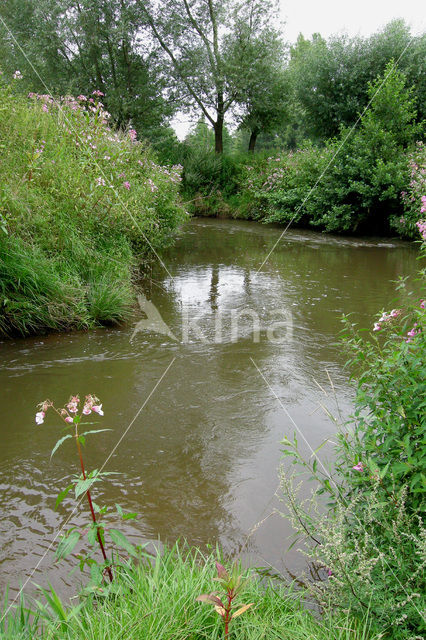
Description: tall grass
xmin=0 ymin=76 xmax=186 ymax=337
xmin=1 ymin=544 xmax=379 ymax=640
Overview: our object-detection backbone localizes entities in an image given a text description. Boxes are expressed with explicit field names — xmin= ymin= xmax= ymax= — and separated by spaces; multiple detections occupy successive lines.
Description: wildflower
xmin=92 ymin=89 xmax=104 ymax=97
xmin=92 ymin=404 xmax=104 ymax=416
xmin=352 ymin=462 xmax=364 ymax=472
xmin=82 ymin=405 xmax=92 ymax=415
xmin=13 ymin=70 xmax=23 ymax=80
xmin=407 ymin=324 xmax=419 ymax=338
xmin=420 ymin=300 xmax=425 ymax=309
xmin=373 ymin=323 xmax=382 ymax=332
xmin=118 ymin=172 xmax=126 ymax=179
xmin=96 ymin=177 xmax=106 ymax=187
xmin=77 ymin=94 xmax=87 ymax=101
xmin=390 ymin=309 xmax=401 ymax=318
xmin=67 ymin=396 xmax=79 ymax=413
xmin=123 ymin=181 xmax=130 ymax=190
xmin=129 ymin=129 xmax=137 ymax=142
xmin=65 ymin=416 xmax=73 ymax=424
xmin=327 ymin=569 xmax=333 ymax=576
xmin=35 ymin=411 xmax=45 ymax=425
xmin=416 ymin=219 xmax=426 ymax=240
xmin=42 ymin=104 xmax=48 ymax=113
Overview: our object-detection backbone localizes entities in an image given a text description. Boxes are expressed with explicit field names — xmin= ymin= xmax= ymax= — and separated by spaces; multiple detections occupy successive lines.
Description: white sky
xmin=172 ymin=0 xmax=425 ymax=139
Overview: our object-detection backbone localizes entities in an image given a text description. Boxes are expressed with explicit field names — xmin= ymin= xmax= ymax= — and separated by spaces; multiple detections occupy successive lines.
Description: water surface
xmin=0 ymin=219 xmax=420 ymax=598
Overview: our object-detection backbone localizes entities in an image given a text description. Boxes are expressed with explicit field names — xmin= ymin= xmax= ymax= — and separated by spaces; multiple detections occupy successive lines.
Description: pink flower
xmin=123 ymin=181 xmax=131 ymax=190
xmin=129 ymin=129 xmax=137 ymax=142
xmin=92 ymin=90 xmax=104 ymax=97
xmin=390 ymin=309 xmax=401 ymax=318
xmin=92 ymin=404 xmax=104 ymax=416
xmin=373 ymin=323 xmax=382 ymax=332
xmin=35 ymin=411 xmax=45 ymax=425
xmin=352 ymin=462 xmax=364 ymax=472
xmin=65 ymin=416 xmax=73 ymax=424
xmin=118 ymin=172 xmax=126 ymax=179
xmin=13 ymin=70 xmax=23 ymax=80
xmin=327 ymin=569 xmax=333 ymax=577
xmin=407 ymin=324 xmax=419 ymax=338
xmin=96 ymin=177 xmax=106 ymax=187
xmin=67 ymin=396 xmax=79 ymax=413
xmin=420 ymin=300 xmax=425 ymax=310
xmin=77 ymin=95 xmax=87 ymax=101
xmin=82 ymin=405 xmax=91 ymax=415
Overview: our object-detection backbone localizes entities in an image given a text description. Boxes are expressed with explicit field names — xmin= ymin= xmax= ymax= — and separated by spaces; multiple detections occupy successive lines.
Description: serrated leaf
xmin=55 ymin=484 xmax=73 ymax=510
xmin=51 ymin=434 xmax=72 ymax=458
xmin=56 ymin=530 xmax=80 ymax=561
xmin=75 ymin=476 xmax=97 ymax=499
xmin=231 ymin=603 xmax=254 ymax=619
xmin=109 ymin=528 xmax=137 ymax=557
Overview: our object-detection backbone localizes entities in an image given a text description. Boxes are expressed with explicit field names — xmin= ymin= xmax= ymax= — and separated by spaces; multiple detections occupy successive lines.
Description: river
xmin=0 ymin=218 xmax=420 ymax=599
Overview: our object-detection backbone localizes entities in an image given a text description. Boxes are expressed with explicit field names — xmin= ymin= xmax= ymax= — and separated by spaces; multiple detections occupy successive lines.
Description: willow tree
xmin=137 ymin=0 xmax=281 ymax=153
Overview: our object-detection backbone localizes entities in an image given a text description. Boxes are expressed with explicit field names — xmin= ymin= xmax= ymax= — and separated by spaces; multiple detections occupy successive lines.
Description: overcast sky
xmin=281 ymin=0 xmax=425 ymax=42
xmin=173 ymin=0 xmax=425 ymax=139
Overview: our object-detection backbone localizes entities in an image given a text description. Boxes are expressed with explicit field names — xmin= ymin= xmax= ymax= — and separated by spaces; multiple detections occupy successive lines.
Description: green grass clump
xmin=2 ymin=544 xmax=379 ymax=640
xmin=0 ymin=75 xmax=186 ymax=337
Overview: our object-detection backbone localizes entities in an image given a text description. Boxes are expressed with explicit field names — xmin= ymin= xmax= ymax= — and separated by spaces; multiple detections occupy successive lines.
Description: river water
xmin=0 ymin=218 xmax=420 ymax=599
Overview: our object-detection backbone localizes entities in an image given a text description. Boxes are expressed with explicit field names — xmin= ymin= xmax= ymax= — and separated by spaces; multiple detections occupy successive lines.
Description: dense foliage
xmin=0 ymin=74 xmax=186 ymax=337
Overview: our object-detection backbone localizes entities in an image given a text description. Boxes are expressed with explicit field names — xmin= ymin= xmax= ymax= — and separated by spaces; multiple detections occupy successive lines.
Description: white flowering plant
xmin=36 ymin=395 xmax=139 ymax=590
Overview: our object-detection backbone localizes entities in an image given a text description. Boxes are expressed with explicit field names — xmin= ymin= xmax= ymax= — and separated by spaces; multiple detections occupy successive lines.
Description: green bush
xmin=239 ymin=63 xmax=423 ymax=235
xmin=0 ymin=73 xmax=186 ymax=336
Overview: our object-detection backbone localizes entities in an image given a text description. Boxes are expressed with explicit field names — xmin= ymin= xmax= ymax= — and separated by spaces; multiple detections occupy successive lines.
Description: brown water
xmin=0 ymin=218 xmax=420 ymax=599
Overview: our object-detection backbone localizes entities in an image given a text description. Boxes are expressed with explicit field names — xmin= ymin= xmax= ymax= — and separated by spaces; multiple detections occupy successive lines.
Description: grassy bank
xmin=1 ymin=544 xmax=377 ymax=640
xmin=0 ymin=76 xmax=186 ymax=337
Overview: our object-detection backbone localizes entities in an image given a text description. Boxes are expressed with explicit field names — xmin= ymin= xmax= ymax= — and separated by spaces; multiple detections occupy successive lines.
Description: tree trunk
xmin=215 ymin=92 xmax=224 ymax=153
xmin=214 ymin=119 xmax=223 ymax=153
xmin=248 ymin=130 xmax=258 ymax=153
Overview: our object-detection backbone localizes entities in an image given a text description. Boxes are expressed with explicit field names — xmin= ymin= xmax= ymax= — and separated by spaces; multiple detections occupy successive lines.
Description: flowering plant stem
xmin=73 ymin=425 xmax=113 ymax=583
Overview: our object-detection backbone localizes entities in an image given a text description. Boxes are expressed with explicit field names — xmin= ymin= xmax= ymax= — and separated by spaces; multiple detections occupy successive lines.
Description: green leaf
xmin=80 ymin=429 xmax=112 ymax=438
xmin=55 ymin=484 xmax=73 ymax=510
xmin=74 ymin=476 xmax=98 ymax=499
xmin=51 ymin=434 xmax=72 ymax=458
xmin=56 ymin=530 xmax=81 ymax=561
xmin=109 ymin=528 xmax=137 ymax=557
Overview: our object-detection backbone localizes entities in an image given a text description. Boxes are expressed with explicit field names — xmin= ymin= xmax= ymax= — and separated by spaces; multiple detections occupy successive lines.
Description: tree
xmin=225 ymin=19 xmax=289 ymax=152
xmin=137 ymin=0 xmax=281 ymax=153
xmin=289 ymin=20 xmax=426 ymax=142
xmin=0 ymin=0 xmax=173 ymax=138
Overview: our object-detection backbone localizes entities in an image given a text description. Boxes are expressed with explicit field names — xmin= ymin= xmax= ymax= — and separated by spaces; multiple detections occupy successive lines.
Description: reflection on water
xmin=0 ymin=219 xmax=420 ymax=599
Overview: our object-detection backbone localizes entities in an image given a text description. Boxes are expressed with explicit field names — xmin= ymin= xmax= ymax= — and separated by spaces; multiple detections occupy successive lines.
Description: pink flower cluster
xmin=35 ymin=395 xmax=103 ymax=425
xmin=372 ymin=309 xmax=401 ymax=331
xmin=416 ymin=219 xmax=426 ymax=241
xmin=128 ymin=129 xmax=137 ymax=142
xmin=352 ymin=462 xmax=364 ymax=472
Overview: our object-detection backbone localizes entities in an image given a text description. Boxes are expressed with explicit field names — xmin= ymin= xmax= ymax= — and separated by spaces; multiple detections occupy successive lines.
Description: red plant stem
xmin=75 ymin=430 xmax=113 ymax=583
xmin=224 ymin=590 xmax=234 ymax=638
